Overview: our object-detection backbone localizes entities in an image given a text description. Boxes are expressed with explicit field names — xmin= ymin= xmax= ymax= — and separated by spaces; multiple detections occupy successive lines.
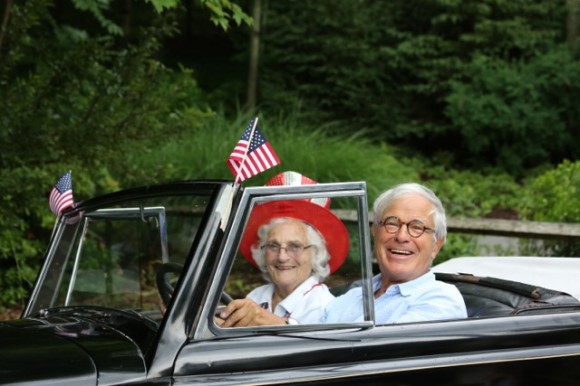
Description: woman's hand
xmin=217 ymin=299 xmax=288 ymax=327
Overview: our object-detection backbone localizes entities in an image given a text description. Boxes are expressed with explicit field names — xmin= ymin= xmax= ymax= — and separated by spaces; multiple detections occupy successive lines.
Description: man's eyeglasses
xmin=378 ymin=216 xmax=435 ymax=238
xmin=261 ymin=243 xmax=313 ymax=257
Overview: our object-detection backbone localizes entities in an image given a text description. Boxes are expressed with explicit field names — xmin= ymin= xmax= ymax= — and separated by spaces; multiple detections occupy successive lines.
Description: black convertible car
xmin=2 ymin=179 xmax=580 ymax=385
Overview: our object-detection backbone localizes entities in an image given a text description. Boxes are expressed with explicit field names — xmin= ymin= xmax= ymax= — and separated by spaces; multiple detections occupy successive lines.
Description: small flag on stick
xmin=49 ymin=170 xmax=74 ymax=216
xmin=227 ymin=117 xmax=280 ymax=183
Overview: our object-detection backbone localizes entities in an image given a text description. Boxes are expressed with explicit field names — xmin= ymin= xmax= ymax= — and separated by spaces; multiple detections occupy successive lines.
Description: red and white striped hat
xmin=240 ymin=171 xmax=349 ymax=274
xmin=265 ymin=171 xmax=330 ymax=209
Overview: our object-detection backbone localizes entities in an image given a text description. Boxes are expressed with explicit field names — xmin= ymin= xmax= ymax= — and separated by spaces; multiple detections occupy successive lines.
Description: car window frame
xmin=194 ymin=181 xmax=375 ymax=339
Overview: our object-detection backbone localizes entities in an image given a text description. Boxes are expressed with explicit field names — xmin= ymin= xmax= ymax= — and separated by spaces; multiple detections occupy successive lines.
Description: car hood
xmin=0 ymin=313 xmax=147 ymax=386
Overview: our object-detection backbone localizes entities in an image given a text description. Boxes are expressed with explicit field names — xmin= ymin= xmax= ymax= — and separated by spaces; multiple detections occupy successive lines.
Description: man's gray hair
xmin=251 ymin=217 xmax=331 ymax=282
xmin=372 ymin=182 xmax=447 ymax=242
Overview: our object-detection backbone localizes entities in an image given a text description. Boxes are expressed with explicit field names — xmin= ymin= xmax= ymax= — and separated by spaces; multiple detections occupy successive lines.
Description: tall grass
xmin=105 ymin=111 xmax=580 ymax=261
xmin=128 ymin=112 xmax=419 ymax=203
xmin=130 ymin=111 xmax=580 ymax=258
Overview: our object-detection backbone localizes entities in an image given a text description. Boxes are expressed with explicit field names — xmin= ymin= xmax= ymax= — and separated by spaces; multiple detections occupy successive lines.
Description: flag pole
xmin=233 ymin=116 xmax=259 ymax=187
xmin=48 ymin=213 xmax=62 ymax=243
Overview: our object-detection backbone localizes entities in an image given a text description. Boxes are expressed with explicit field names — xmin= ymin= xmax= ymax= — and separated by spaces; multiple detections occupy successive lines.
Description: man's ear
xmin=430 ymin=238 xmax=445 ymax=260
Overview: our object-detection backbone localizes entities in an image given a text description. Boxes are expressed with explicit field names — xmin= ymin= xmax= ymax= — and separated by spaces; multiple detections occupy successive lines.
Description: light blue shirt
xmin=321 ymin=271 xmax=467 ymax=324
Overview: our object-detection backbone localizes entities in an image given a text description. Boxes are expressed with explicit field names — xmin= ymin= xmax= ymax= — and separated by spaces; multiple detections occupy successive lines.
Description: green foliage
xmin=146 ymin=0 xmax=181 ymax=13
xmin=519 ymin=160 xmax=580 ymax=222
xmin=0 ymin=167 xmax=59 ymax=309
xmin=258 ymin=0 xmax=571 ymax=173
xmin=517 ymin=160 xmax=580 ymax=257
xmin=415 ymin=164 xmax=522 ymax=218
xmin=0 ymin=5 xmax=210 ymax=174
xmin=70 ymin=0 xmax=251 ymax=32
xmin=0 ymin=0 xmax=211 ymax=311
xmin=71 ymin=0 xmax=123 ymax=35
xmin=445 ymin=47 xmax=580 ymax=174
xmin=409 ymin=162 xmax=525 ymax=261
xmin=435 ymin=234 xmax=480 ymax=265
xmin=198 ymin=0 xmax=252 ymax=30
xmin=417 ymin=166 xmax=523 ymax=260
xmin=260 ymin=1 xmax=398 ymax=134
xmin=127 ymin=112 xmax=420 ymax=202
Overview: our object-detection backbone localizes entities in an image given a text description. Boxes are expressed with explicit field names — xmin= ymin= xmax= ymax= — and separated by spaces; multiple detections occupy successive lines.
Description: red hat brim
xmin=239 ymin=200 xmax=350 ymax=274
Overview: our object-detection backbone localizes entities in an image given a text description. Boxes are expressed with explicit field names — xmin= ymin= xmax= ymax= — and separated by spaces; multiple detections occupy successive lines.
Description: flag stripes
xmin=49 ymin=170 xmax=74 ymax=215
xmin=227 ymin=118 xmax=280 ymax=182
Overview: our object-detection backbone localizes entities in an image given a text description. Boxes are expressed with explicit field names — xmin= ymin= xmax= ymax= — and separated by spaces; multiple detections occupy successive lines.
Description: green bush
xmin=445 ymin=47 xmax=580 ymax=175
xmin=518 ymin=160 xmax=580 ymax=256
xmin=519 ymin=160 xmax=580 ymax=222
xmin=257 ymin=0 xmax=570 ymax=176
xmin=0 ymin=4 xmax=210 ymax=311
xmin=412 ymin=163 xmax=523 ymax=218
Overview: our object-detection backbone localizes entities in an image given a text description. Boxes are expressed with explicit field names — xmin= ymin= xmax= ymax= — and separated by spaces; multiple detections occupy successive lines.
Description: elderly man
xmin=322 ymin=182 xmax=467 ymax=324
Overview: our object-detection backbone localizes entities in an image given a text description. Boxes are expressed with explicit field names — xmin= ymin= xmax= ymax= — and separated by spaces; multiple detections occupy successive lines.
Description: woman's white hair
xmin=251 ymin=217 xmax=331 ymax=282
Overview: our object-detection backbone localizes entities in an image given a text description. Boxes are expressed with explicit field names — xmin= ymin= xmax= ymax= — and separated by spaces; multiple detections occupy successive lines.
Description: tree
xmin=257 ymin=0 xmax=573 ymax=174
xmin=0 ymin=0 xmax=249 ymax=312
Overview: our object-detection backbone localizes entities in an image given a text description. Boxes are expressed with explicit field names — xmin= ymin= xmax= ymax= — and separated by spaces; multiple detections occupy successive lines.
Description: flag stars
xmin=249 ymin=133 xmax=266 ymax=150
xmin=55 ymin=173 xmax=72 ymax=194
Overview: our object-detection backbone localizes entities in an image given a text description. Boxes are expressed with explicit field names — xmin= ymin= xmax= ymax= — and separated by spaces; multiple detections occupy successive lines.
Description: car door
xmin=169 ymin=181 xmax=580 ymax=386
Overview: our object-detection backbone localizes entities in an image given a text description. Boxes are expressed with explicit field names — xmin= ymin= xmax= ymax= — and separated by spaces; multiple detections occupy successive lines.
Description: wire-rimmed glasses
xmin=261 ymin=242 xmax=314 ymax=257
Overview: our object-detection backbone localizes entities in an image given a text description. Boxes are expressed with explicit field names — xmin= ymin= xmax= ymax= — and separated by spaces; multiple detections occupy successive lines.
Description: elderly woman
xmin=217 ymin=172 xmax=349 ymax=327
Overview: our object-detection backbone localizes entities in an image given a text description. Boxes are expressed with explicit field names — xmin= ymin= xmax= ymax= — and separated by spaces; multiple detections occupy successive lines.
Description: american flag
xmin=49 ymin=170 xmax=74 ymax=216
xmin=227 ymin=118 xmax=280 ymax=182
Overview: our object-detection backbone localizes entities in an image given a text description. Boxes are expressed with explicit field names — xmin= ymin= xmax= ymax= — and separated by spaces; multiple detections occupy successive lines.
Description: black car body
xmin=2 ymin=179 xmax=580 ymax=385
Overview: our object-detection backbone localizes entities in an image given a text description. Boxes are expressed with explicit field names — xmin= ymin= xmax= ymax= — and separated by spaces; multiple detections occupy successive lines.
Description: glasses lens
xmin=285 ymin=243 xmax=304 ymax=257
xmin=264 ymin=244 xmax=280 ymax=254
xmin=407 ymin=221 xmax=425 ymax=237
xmin=264 ymin=243 xmax=306 ymax=257
xmin=382 ymin=218 xmax=400 ymax=233
xmin=381 ymin=217 xmax=428 ymax=238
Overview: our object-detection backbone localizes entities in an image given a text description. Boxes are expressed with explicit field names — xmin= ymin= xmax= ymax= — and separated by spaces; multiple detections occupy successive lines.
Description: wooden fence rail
xmin=331 ymin=210 xmax=580 ymax=242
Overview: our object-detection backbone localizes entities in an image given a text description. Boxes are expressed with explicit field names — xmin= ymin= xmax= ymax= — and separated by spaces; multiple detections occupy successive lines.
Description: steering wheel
xmin=156 ymin=262 xmax=233 ymax=308
xmin=156 ymin=262 xmax=182 ymax=307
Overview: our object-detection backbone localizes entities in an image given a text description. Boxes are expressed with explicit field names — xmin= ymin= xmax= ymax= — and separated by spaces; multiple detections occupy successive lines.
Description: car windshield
xmin=26 ymin=192 xmax=213 ymax=322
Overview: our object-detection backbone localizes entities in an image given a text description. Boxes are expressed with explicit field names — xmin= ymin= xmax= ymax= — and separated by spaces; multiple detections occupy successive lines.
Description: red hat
xmin=239 ymin=171 xmax=349 ymax=274
xmin=265 ymin=171 xmax=331 ymax=209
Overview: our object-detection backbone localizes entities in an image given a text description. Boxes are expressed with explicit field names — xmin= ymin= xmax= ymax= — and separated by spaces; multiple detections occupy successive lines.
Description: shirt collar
xmin=373 ymin=271 xmax=435 ymax=297
xmin=278 ymin=276 xmax=320 ymax=315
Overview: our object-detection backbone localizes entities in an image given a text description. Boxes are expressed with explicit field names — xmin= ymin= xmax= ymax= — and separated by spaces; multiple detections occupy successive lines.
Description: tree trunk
xmin=567 ymin=0 xmax=580 ymax=48
xmin=0 ymin=0 xmax=13 ymax=55
xmin=246 ymin=0 xmax=262 ymax=115
xmin=122 ymin=0 xmax=133 ymax=36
